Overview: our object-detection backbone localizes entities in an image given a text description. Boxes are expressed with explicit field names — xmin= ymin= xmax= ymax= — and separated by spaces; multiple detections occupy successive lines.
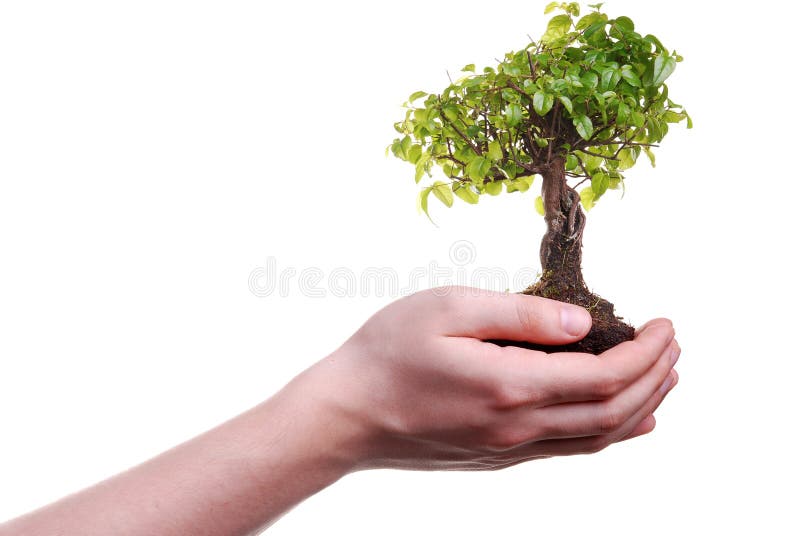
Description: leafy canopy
xmin=389 ymin=2 xmax=690 ymax=219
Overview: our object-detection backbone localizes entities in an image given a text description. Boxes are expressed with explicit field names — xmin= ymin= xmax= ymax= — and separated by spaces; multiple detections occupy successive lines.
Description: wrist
xmin=258 ymin=354 xmax=377 ymax=479
xmin=285 ymin=349 xmax=387 ymax=473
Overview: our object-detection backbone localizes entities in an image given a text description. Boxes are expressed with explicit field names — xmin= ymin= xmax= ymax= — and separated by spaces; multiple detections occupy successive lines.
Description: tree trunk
xmin=538 ymin=156 xmax=587 ymax=296
xmin=497 ymin=157 xmax=635 ymax=354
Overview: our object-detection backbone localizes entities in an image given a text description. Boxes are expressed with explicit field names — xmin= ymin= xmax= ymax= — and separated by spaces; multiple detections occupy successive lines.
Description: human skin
xmin=0 ymin=287 xmax=679 ymax=535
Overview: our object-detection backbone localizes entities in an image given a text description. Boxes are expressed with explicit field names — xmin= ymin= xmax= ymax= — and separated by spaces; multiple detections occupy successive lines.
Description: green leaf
xmin=454 ymin=184 xmax=479 ymax=204
xmin=616 ymin=101 xmax=630 ymax=123
xmin=663 ymin=110 xmax=686 ymax=123
xmin=573 ymin=114 xmax=594 ymax=141
xmin=414 ymin=152 xmax=431 ymax=183
xmin=579 ymin=151 xmax=603 ymax=172
xmin=601 ymin=68 xmax=621 ymax=90
xmin=535 ymin=137 xmax=549 ymax=148
xmin=535 ymin=195 xmax=545 ymax=216
xmin=510 ymin=176 xmax=533 ymax=192
xmin=533 ymin=92 xmax=554 ymax=116
xmin=414 ymin=160 xmax=427 ymax=183
xmin=544 ymin=1 xmax=559 ymax=14
xmin=418 ymin=187 xmax=434 ymax=223
xmin=485 ymin=180 xmax=503 ymax=195
xmin=400 ymin=135 xmax=412 ymax=159
xmin=580 ymin=71 xmax=599 ymax=88
xmin=644 ymin=34 xmax=666 ymax=53
xmin=583 ymin=20 xmax=606 ymax=40
xmin=613 ymin=16 xmax=634 ymax=32
xmin=579 ymin=186 xmax=596 ymax=211
xmin=618 ymin=148 xmax=637 ymax=170
xmin=651 ymin=54 xmax=677 ymax=86
xmin=576 ymin=11 xmax=606 ymax=30
xmin=566 ymin=73 xmax=583 ymax=88
xmin=631 ymin=110 xmax=646 ymax=128
xmin=523 ymin=78 xmax=537 ymax=94
xmin=547 ymin=74 xmax=565 ymax=88
xmin=462 ymin=64 xmax=476 ymax=72
xmin=566 ymin=153 xmax=579 ymax=171
xmin=408 ymin=91 xmax=427 ymax=103
xmin=591 ymin=172 xmax=610 ymax=197
xmin=542 ymin=14 xmax=572 ymax=44
xmin=620 ymin=65 xmax=642 ymax=87
xmin=487 ymin=140 xmax=503 ymax=161
xmin=466 ymin=156 xmax=491 ymax=181
xmin=431 ymin=181 xmax=454 ymax=207
xmin=407 ymin=144 xmax=422 ymax=164
xmin=504 ymin=103 xmax=523 ymax=126
xmin=644 ymin=147 xmax=656 ymax=167
xmin=566 ymin=2 xmax=580 ymax=16
xmin=442 ymin=104 xmax=459 ymax=122
xmin=558 ymin=95 xmax=573 ymax=114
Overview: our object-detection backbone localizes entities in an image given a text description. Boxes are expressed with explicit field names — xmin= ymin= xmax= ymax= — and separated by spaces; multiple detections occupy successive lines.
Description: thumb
xmin=439 ymin=288 xmax=591 ymax=345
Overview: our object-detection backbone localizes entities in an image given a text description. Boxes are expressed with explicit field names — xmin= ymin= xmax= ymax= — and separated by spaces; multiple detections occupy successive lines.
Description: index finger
xmin=485 ymin=318 xmax=675 ymax=408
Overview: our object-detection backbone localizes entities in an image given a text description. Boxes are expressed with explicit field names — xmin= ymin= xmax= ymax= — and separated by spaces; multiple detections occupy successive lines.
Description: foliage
xmin=389 ymin=2 xmax=690 ymax=218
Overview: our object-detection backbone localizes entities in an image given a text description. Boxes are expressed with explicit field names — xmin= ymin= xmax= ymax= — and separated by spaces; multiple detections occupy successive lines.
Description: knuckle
xmin=484 ymin=426 xmax=530 ymax=452
xmin=491 ymin=384 xmax=519 ymax=408
xmin=585 ymin=436 xmax=611 ymax=454
xmin=515 ymin=300 xmax=542 ymax=335
xmin=432 ymin=289 xmax=460 ymax=316
xmin=597 ymin=403 xmax=626 ymax=434
xmin=592 ymin=372 xmax=624 ymax=399
xmin=651 ymin=322 xmax=676 ymax=348
xmin=532 ymin=420 xmax=557 ymax=441
xmin=489 ymin=381 xmax=538 ymax=409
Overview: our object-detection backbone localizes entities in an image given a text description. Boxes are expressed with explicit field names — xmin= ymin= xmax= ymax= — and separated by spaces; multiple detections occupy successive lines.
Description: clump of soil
xmin=490 ymin=273 xmax=633 ymax=355
xmin=519 ymin=273 xmax=634 ymax=354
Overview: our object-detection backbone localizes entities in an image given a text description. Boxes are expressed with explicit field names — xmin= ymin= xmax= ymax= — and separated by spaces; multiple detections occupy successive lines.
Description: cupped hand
xmin=302 ymin=287 xmax=679 ymax=472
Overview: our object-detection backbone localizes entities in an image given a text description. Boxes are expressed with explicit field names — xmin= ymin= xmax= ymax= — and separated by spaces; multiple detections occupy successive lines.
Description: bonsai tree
xmin=389 ymin=2 xmax=690 ymax=354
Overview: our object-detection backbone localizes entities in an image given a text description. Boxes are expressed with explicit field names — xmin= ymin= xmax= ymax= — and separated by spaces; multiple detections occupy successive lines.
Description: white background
xmin=1 ymin=1 xmax=798 ymax=533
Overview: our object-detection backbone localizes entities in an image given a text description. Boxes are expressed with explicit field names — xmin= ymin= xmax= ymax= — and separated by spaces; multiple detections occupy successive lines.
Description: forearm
xmin=1 ymin=289 xmax=679 ymax=535
xmin=1 ymin=365 xmax=364 ymax=536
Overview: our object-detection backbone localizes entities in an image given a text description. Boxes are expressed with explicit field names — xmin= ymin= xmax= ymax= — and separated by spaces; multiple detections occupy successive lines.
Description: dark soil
xmin=521 ymin=276 xmax=632 ymax=354
xmin=489 ymin=275 xmax=634 ymax=355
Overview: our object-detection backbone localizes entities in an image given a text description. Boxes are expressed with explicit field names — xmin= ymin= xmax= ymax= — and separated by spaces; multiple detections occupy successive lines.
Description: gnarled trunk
xmin=490 ymin=156 xmax=635 ymax=354
xmin=539 ymin=156 xmax=586 ymax=291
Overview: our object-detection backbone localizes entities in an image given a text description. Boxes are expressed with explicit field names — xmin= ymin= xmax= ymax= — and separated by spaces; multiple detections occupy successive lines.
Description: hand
xmin=0 ymin=286 xmax=680 ymax=535
xmin=303 ymin=286 xmax=679 ymax=472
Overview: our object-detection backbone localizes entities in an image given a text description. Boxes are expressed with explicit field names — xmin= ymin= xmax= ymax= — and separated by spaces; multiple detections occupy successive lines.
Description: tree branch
xmin=526 ymin=50 xmax=537 ymax=79
xmin=572 ymin=176 xmax=591 ymax=189
xmin=579 ymin=149 xmax=619 ymax=161
xmin=439 ymin=110 xmax=481 ymax=155
xmin=583 ymin=139 xmax=659 ymax=149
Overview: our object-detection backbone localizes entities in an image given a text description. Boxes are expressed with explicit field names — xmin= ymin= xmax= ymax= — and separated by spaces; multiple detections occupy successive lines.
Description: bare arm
xmin=1 ymin=287 xmax=679 ymax=535
xmin=0 ymin=374 xmax=366 ymax=535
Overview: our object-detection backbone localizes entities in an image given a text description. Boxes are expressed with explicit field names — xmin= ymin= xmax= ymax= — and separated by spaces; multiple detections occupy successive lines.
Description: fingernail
xmin=659 ymin=374 xmax=673 ymax=395
xmin=560 ymin=306 xmax=590 ymax=336
xmin=670 ymin=348 xmax=680 ymax=366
